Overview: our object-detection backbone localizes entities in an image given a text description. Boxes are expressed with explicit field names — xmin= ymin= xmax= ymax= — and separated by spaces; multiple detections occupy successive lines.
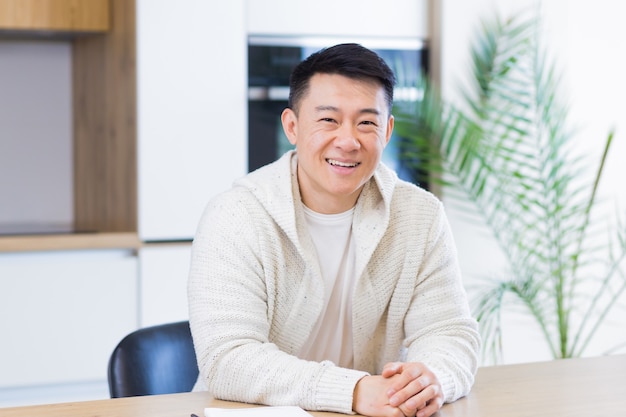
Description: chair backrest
xmin=107 ymin=321 xmax=199 ymax=398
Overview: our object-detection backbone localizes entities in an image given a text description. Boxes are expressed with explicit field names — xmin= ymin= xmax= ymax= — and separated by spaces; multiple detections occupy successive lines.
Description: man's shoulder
xmin=393 ymin=179 xmax=441 ymax=207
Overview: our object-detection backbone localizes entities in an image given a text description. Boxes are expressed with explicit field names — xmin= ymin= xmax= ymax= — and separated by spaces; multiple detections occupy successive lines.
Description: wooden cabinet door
xmin=0 ymin=0 xmax=109 ymax=32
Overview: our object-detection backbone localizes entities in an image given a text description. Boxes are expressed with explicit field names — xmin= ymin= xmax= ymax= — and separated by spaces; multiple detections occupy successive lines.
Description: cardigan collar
xmin=235 ymin=150 xmax=398 ymax=263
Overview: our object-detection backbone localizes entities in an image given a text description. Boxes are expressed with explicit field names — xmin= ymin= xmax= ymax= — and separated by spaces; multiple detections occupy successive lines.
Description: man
xmin=188 ymin=43 xmax=480 ymax=417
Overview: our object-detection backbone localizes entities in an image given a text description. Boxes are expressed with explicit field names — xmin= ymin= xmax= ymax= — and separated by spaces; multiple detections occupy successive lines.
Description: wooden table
xmin=1 ymin=354 xmax=624 ymax=417
xmin=440 ymin=353 xmax=626 ymax=416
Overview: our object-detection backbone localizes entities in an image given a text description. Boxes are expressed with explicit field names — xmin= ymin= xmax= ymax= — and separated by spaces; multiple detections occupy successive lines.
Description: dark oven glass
xmin=248 ymin=37 xmax=429 ymax=189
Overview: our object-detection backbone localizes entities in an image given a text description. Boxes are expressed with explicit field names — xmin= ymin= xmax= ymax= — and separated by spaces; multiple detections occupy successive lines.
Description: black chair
xmin=107 ymin=321 xmax=199 ymax=398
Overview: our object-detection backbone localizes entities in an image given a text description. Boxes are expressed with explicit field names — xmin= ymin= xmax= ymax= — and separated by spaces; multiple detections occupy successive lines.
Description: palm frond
xmin=394 ymin=10 xmax=626 ymax=361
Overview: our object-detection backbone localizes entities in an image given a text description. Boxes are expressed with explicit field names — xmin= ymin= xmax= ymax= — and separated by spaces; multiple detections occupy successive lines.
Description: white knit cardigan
xmin=188 ymin=151 xmax=480 ymax=414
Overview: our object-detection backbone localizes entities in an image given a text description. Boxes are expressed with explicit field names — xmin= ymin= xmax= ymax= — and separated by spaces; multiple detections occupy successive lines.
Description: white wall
xmin=565 ymin=2 xmax=626 ymax=210
xmin=440 ymin=0 xmax=626 ymax=364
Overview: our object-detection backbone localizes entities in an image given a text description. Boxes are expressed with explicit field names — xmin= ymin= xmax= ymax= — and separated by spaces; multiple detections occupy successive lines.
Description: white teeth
xmin=327 ymin=159 xmax=359 ymax=168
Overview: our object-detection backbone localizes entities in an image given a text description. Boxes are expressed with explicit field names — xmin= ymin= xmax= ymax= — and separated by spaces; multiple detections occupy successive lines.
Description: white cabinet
xmin=136 ymin=0 xmax=247 ymax=241
xmin=246 ymin=0 xmax=428 ymax=39
xmin=139 ymin=245 xmax=192 ymax=327
xmin=0 ymin=250 xmax=138 ymax=400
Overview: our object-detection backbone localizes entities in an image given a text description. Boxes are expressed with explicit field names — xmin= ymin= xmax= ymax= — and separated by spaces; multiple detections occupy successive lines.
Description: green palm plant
xmin=393 ymin=12 xmax=626 ymax=362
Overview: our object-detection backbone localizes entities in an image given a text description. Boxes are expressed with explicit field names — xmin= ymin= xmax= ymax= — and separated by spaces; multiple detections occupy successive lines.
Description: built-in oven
xmin=247 ymin=36 xmax=429 ymax=188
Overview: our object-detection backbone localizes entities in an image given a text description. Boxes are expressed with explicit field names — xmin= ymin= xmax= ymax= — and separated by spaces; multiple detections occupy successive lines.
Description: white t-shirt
xmin=298 ymin=205 xmax=357 ymax=368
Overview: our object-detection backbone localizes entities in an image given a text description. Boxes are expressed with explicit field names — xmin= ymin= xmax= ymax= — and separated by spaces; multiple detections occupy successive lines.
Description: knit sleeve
xmin=403 ymin=200 xmax=481 ymax=403
xmin=187 ymin=191 xmax=367 ymax=414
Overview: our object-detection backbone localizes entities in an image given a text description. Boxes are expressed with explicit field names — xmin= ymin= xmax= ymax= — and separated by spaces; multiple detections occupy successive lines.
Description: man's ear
xmin=385 ymin=115 xmax=394 ymax=146
xmin=281 ymin=108 xmax=298 ymax=145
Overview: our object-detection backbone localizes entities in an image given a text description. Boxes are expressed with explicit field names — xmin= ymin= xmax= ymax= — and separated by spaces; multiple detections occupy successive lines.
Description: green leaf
xmin=393 ymin=9 xmax=626 ymax=362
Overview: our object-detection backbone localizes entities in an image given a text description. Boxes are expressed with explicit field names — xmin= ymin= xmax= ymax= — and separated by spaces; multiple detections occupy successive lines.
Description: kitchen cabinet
xmin=71 ymin=0 xmax=136 ymax=237
xmin=246 ymin=0 xmax=428 ymax=39
xmin=0 ymin=0 xmax=246 ymax=405
xmin=0 ymin=0 xmax=109 ymax=33
xmin=0 ymin=1 xmax=135 ymax=402
xmin=136 ymin=0 xmax=247 ymax=241
xmin=1 ymin=0 xmax=247 ymax=246
xmin=0 ymin=249 xmax=138 ymax=389
xmin=0 ymin=0 xmax=133 ymax=251
xmin=139 ymin=244 xmax=192 ymax=327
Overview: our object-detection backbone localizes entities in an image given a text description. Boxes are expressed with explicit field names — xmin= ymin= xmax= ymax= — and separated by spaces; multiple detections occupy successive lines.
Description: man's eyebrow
xmin=315 ymin=105 xmax=381 ymax=115
xmin=315 ymin=105 xmax=339 ymax=112
xmin=360 ymin=108 xmax=381 ymax=116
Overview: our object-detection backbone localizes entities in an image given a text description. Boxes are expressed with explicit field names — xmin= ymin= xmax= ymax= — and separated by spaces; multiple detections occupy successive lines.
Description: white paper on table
xmin=204 ymin=405 xmax=312 ymax=417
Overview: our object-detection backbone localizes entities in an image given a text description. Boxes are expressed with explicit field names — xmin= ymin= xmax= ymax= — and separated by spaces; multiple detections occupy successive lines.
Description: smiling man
xmin=281 ymin=72 xmax=392 ymax=214
xmin=188 ymin=44 xmax=480 ymax=417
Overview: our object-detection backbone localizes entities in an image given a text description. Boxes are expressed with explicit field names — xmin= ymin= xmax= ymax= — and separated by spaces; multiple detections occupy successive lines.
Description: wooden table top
xmin=440 ymin=353 xmax=626 ymax=417
xmin=1 ymin=354 xmax=624 ymax=417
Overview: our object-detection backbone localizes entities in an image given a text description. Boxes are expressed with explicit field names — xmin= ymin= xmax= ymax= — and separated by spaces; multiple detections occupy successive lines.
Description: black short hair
xmin=288 ymin=43 xmax=396 ymax=115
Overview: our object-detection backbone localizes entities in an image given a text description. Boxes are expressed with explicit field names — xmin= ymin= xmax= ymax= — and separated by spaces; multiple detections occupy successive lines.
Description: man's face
xmin=281 ymin=73 xmax=393 ymax=214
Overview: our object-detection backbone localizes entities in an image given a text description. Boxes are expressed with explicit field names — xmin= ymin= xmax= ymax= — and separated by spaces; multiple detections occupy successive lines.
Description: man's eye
xmin=360 ymin=120 xmax=377 ymax=126
xmin=320 ymin=118 xmax=336 ymax=123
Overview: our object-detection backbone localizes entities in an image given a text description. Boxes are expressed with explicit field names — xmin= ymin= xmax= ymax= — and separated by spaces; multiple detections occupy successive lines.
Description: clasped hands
xmin=352 ymin=362 xmax=443 ymax=417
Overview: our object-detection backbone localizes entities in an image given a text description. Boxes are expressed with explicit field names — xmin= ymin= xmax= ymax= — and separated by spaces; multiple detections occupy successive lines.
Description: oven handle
xmin=248 ymin=86 xmax=290 ymax=101
xmin=248 ymin=86 xmax=423 ymax=102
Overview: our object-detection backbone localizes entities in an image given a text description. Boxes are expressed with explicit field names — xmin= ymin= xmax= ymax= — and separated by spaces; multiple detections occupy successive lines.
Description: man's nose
xmin=334 ymin=124 xmax=361 ymax=150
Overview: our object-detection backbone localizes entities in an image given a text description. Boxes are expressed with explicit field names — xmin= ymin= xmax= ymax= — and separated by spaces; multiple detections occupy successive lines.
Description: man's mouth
xmin=326 ymin=158 xmax=361 ymax=168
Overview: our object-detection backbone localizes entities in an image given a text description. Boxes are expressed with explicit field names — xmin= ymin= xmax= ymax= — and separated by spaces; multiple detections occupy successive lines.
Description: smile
xmin=326 ymin=158 xmax=361 ymax=168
